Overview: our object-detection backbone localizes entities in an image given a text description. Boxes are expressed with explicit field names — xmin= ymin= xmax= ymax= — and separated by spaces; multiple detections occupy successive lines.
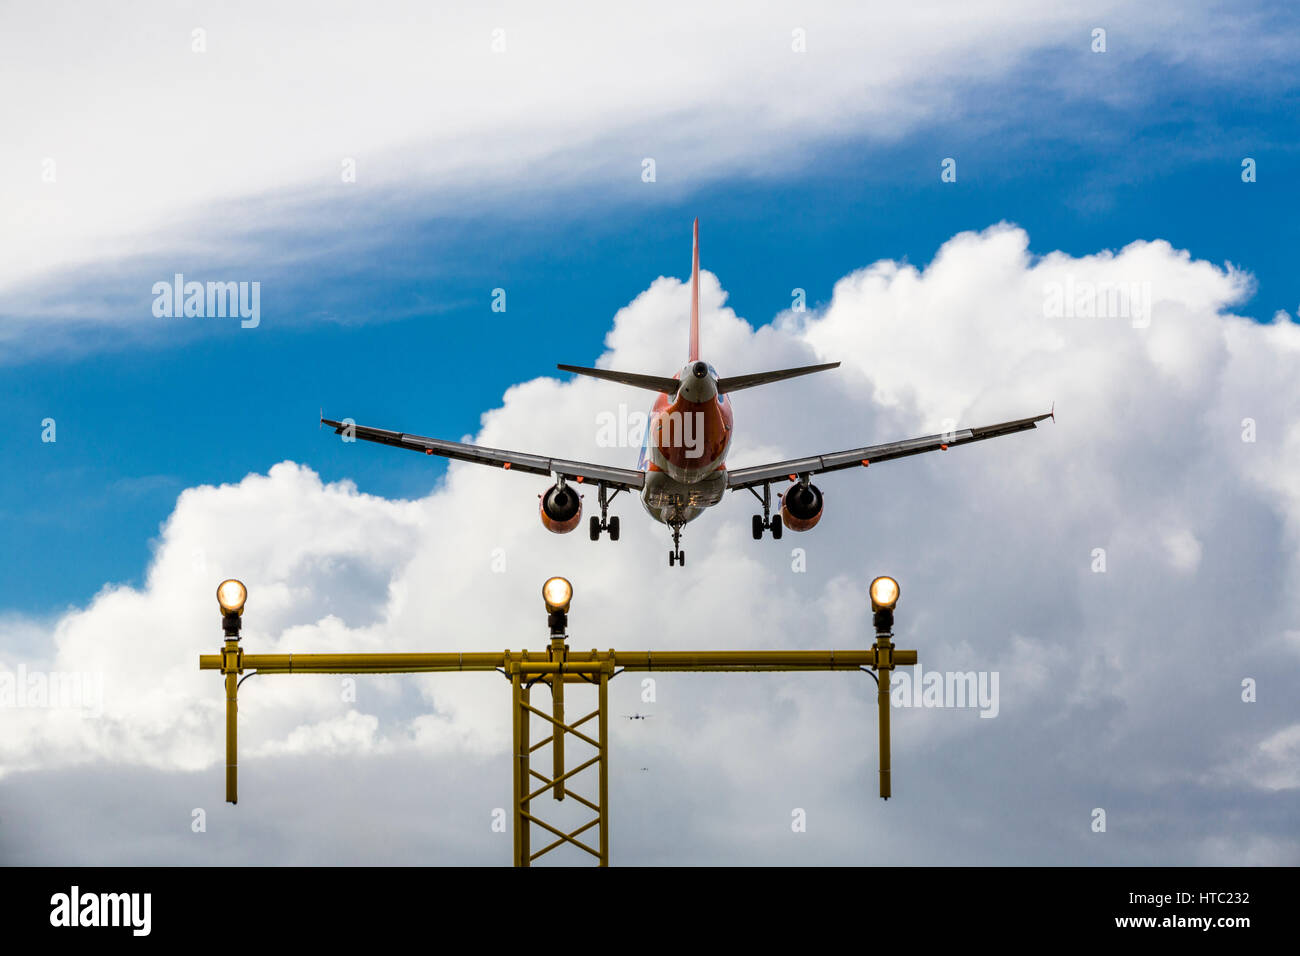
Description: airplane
xmin=623 ymin=714 xmax=653 ymax=721
xmin=322 ymin=220 xmax=1052 ymax=566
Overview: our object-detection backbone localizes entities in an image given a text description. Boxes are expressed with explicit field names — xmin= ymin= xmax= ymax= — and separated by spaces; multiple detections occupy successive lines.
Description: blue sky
xmin=4 ymin=1 xmax=1300 ymax=868
xmin=4 ymin=50 xmax=1296 ymax=613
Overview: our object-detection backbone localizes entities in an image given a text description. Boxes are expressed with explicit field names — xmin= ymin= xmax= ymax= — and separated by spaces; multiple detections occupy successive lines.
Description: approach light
xmin=217 ymin=579 xmax=248 ymax=616
xmin=542 ymin=577 xmax=573 ymax=614
xmin=869 ymin=576 xmax=900 ymax=612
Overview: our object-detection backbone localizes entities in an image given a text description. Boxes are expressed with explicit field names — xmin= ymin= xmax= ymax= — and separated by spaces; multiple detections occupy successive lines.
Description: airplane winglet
xmin=1050 ymin=401 xmax=1055 ymax=423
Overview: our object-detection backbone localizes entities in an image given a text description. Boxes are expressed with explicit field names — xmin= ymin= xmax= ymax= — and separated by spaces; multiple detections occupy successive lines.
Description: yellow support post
xmin=598 ymin=659 xmax=610 ymax=866
xmin=878 ymin=639 xmax=891 ymax=800
xmin=873 ymin=625 xmax=911 ymax=799
xmin=520 ymin=676 xmax=531 ymax=863
xmin=550 ymin=632 xmax=565 ymax=802
xmin=511 ymin=660 xmax=533 ymax=867
xmin=225 ymin=666 xmax=237 ymax=804
xmin=511 ymin=664 xmax=520 ymax=866
xmin=221 ymin=637 xmax=241 ymax=804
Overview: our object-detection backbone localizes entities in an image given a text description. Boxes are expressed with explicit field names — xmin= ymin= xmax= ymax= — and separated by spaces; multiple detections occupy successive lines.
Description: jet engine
xmin=539 ymin=482 xmax=583 ymax=534
xmin=780 ymin=482 xmax=824 ymax=532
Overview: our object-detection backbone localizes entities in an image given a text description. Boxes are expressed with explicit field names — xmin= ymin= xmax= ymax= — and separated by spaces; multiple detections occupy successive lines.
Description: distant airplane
xmin=323 ymin=220 xmax=1051 ymax=566
xmin=623 ymin=714 xmax=653 ymax=721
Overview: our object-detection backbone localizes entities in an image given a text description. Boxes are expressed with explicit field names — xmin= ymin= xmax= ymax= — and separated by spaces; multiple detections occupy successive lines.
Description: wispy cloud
xmin=5 ymin=0 xmax=1295 ymax=360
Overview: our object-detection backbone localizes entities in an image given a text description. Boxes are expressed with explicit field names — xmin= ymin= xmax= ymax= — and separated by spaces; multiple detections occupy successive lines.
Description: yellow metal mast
xmin=200 ymin=576 xmax=915 ymax=865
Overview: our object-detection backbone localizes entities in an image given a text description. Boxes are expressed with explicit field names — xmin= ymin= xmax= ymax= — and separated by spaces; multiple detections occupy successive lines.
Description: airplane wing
xmin=321 ymin=418 xmax=646 ymax=490
xmin=726 ymin=411 xmax=1052 ymax=491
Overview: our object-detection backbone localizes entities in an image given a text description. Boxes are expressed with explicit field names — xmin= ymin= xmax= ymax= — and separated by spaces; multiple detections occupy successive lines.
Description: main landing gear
xmin=589 ymin=483 xmax=622 ymax=541
xmin=748 ymin=483 xmax=783 ymax=540
xmin=667 ymin=518 xmax=686 ymax=567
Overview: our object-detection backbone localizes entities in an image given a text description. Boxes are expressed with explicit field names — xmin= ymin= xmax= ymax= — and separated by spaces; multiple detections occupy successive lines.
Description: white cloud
xmin=1208 ymin=722 xmax=1300 ymax=794
xmin=1163 ymin=529 xmax=1203 ymax=573
xmin=1254 ymin=724 xmax=1300 ymax=791
xmin=3 ymin=224 xmax=1299 ymax=863
xmin=1 ymin=0 xmax=1283 ymax=314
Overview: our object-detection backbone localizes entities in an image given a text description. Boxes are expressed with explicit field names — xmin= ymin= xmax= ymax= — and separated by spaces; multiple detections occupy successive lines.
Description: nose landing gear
xmin=667 ymin=517 xmax=686 ymax=566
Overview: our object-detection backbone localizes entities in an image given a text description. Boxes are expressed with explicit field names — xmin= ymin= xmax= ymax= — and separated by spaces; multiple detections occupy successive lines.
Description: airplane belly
xmin=640 ymin=468 xmax=726 ymax=524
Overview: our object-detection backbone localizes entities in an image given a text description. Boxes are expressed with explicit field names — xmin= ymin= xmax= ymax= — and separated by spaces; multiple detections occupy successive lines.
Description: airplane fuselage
xmin=637 ymin=360 xmax=733 ymax=527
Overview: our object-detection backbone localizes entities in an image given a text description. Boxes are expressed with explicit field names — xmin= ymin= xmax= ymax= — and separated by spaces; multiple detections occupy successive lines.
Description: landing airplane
xmin=323 ymin=220 xmax=1051 ymax=566
xmin=623 ymin=714 xmax=653 ymax=721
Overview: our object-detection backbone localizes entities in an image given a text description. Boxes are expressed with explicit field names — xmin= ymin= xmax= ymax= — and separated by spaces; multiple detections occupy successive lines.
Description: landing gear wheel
xmin=677 ymin=550 xmax=686 ymax=566
xmin=591 ymin=482 xmax=622 ymax=542
xmin=668 ymin=550 xmax=677 ymax=566
xmin=750 ymin=483 xmax=786 ymax=542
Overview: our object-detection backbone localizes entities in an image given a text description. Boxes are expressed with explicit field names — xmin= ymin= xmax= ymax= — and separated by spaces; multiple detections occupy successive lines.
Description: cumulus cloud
xmin=2 ymin=224 xmax=1298 ymax=864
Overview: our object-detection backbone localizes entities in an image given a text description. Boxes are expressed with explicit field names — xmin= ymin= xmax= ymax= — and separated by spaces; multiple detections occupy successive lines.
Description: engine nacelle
xmin=780 ymin=482 xmax=824 ymax=532
xmin=539 ymin=482 xmax=583 ymax=534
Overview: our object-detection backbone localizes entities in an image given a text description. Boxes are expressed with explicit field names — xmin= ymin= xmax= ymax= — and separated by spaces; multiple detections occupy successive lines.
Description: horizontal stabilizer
xmin=557 ymin=364 xmax=681 ymax=394
xmin=717 ymin=362 xmax=840 ymax=393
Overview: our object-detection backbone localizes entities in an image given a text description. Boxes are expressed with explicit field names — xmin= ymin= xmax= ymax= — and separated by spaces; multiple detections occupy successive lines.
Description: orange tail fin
xmin=689 ymin=218 xmax=700 ymax=362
